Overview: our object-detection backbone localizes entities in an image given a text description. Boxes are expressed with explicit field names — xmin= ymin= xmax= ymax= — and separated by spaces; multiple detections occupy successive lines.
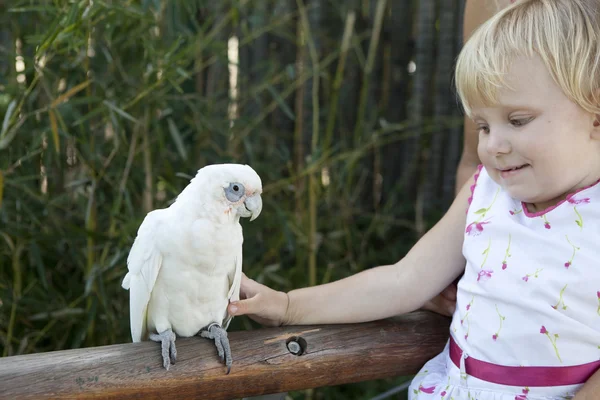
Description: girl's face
xmin=473 ymin=55 xmax=600 ymax=213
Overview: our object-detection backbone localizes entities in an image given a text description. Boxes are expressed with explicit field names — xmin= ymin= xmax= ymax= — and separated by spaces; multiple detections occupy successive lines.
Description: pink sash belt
xmin=450 ymin=336 xmax=600 ymax=387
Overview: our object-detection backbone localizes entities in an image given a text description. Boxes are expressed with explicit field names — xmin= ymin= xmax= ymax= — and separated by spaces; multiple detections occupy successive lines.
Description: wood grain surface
xmin=0 ymin=312 xmax=450 ymax=399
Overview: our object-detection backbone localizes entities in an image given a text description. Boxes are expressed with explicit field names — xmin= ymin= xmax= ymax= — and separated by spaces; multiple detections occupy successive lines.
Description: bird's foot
xmin=200 ymin=322 xmax=232 ymax=374
xmin=149 ymin=329 xmax=177 ymax=370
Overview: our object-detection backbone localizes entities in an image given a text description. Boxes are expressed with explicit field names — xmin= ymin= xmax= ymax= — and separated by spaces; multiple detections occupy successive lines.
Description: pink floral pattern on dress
xmin=567 ymin=195 xmax=590 ymax=229
xmin=466 ymin=220 xmax=491 ymax=236
xmin=439 ymin=377 xmax=450 ymax=399
xmin=563 ymin=235 xmax=580 ymax=269
xmin=493 ymin=304 xmax=505 ymax=341
xmin=413 ymin=384 xmax=436 ymax=398
xmin=551 ymin=284 xmax=568 ymax=311
xmin=574 ymin=207 xmax=584 ymax=230
xmin=541 ymin=214 xmax=551 ymax=229
xmin=477 ymin=270 xmax=493 ymax=281
xmin=540 ymin=326 xmax=562 ymax=363
xmin=515 ymin=387 xmax=529 ymax=400
xmin=466 ymin=187 xmax=500 ymax=235
xmin=522 ymin=268 xmax=543 ymax=282
xmin=567 ymin=195 xmax=590 ymax=205
xmin=462 ymin=297 xmax=474 ymax=340
xmin=501 ymin=234 xmax=511 ymax=270
xmin=476 ymin=238 xmax=494 ymax=282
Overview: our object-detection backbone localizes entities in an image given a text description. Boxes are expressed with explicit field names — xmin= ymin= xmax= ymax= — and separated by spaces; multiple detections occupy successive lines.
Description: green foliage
xmin=0 ymin=0 xmax=462 ymax=398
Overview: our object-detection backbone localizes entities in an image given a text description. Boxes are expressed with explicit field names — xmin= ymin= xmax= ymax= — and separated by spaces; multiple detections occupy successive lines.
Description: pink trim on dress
xmin=466 ymin=164 xmax=484 ymax=214
xmin=521 ymin=178 xmax=600 ymax=218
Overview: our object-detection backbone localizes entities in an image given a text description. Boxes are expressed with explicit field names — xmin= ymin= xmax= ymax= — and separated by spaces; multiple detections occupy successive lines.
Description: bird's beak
xmin=244 ymin=194 xmax=263 ymax=221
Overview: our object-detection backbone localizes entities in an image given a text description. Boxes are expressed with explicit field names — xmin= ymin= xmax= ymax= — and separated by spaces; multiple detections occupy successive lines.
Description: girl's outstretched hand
xmin=227 ymin=273 xmax=290 ymax=327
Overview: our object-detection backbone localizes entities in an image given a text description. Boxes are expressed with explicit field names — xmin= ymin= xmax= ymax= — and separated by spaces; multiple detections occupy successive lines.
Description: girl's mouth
xmin=499 ymin=164 xmax=529 ymax=178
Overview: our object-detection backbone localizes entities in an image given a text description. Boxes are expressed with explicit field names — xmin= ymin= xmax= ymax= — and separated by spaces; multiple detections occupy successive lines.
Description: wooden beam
xmin=0 ymin=312 xmax=450 ymax=399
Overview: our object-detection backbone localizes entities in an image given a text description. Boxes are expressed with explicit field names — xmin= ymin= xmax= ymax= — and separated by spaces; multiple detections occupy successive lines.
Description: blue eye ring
xmin=225 ymin=182 xmax=245 ymax=202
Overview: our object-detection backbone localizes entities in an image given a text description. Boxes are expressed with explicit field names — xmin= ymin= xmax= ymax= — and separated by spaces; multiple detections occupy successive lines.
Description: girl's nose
xmin=485 ymin=129 xmax=511 ymax=155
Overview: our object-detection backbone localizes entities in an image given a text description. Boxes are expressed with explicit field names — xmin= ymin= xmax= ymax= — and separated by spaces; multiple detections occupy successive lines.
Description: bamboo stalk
xmin=5 ymin=239 xmax=23 ymax=357
xmin=323 ymin=11 xmax=356 ymax=154
xmin=0 ymin=170 xmax=3 ymax=209
xmin=142 ymin=109 xmax=153 ymax=214
xmin=293 ymin=7 xmax=307 ymax=276
xmin=425 ymin=0 xmax=457 ymax=214
xmin=353 ymin=0 xmax=387 ymax=145
xmin=297 ymin=0 xmax=320 ymax=289
xmin=345 ymin=0 xmax=387 ymax=196
xmin=411 ymin=0 xmax=436 ymax=237
xmin=442 ymin=0 xmax=467 ymax=206
xmin=85 ymin=179 xmax=97 ymax=346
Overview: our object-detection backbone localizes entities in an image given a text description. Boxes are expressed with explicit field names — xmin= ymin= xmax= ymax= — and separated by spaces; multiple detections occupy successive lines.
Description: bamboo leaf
xmin=36 ymin=17 xmax=63 ymax=54
xmin=0 ymin=117 xmax=26 ymax=150
xmin=1 ymin=100 xmax=16 ymax=137
xmin=266 ymin=85 xmax=295 ymax=121
xmin=167 ymin=118 xmax=188 ymax=161
xmin=51 ymin=80 xmax=91 ymax=108
xmin=102 ymin=100 xmax=137 ymax=123
xmin=48 ymin=109 xmax=60 ymax=154
xmin=65 ymin=3 xmax=79 ymax=25
xmin=29 ymin=242 xmax=48 ymax=291
xmin=0 ymin=232 xmax=14 ymax=253
xmin=9 ymin=7 xmax=57 ymax=13
xmin=175 ymin=67 xmax=191 ymax=80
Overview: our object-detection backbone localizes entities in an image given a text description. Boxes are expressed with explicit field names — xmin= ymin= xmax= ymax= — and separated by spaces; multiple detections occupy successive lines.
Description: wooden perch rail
xmin=0 ymin=312 xmax=450 ymax=399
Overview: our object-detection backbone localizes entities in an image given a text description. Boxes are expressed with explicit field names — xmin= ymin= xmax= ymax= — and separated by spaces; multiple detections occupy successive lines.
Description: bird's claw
xmin=201 ymin=323 xmax=232 ymax=374
xmin=149 ymin=329 xmax=177 ymax=370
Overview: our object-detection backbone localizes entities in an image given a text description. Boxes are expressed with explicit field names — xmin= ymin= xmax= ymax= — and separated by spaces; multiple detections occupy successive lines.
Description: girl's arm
xmin=229 ymin=175 xmax=475 ymax=326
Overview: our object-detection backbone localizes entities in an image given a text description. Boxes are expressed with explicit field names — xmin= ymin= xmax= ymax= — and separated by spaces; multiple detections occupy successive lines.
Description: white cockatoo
xmin=121 ymin=163 xmax=262 ymax=373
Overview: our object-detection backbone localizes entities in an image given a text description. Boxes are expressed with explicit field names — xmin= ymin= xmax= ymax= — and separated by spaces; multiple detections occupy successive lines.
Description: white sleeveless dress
xmin=408 ymin=165 xmax=600 ymax=399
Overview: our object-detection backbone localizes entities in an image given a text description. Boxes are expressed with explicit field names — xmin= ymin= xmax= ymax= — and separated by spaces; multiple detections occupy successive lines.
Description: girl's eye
xmin=510 ymin=117 xmax=532 ymax=127
xmin=478 ymin=125 xmax=490 ymax=134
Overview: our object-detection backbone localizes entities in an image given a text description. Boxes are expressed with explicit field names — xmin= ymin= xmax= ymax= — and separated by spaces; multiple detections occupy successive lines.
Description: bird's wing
xmin=223 ymin=247 xmax=243 ymax=329
xmin=121 ymin=210 xmax=164 ymax=342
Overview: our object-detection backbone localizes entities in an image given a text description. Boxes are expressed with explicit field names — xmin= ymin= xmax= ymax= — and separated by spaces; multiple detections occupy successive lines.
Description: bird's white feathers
xmin=121 ymin=211 xmax=164 ymax=342
xmin=122 ymin=164 xmax=261 ymax=342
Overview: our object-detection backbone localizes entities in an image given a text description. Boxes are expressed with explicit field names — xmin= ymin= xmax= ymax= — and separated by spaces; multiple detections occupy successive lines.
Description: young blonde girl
xmin=228 ymin=1 xmax=600 ymax=398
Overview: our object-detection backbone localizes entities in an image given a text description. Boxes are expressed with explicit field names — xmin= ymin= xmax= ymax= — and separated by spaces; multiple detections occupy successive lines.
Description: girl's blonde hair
xmin=455 ymin=0 xmax=600 ymax=117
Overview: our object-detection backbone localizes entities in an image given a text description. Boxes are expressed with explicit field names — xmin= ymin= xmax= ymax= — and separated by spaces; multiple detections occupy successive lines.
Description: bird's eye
xmin=225 ymin=182 xmax=245 ymax=202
